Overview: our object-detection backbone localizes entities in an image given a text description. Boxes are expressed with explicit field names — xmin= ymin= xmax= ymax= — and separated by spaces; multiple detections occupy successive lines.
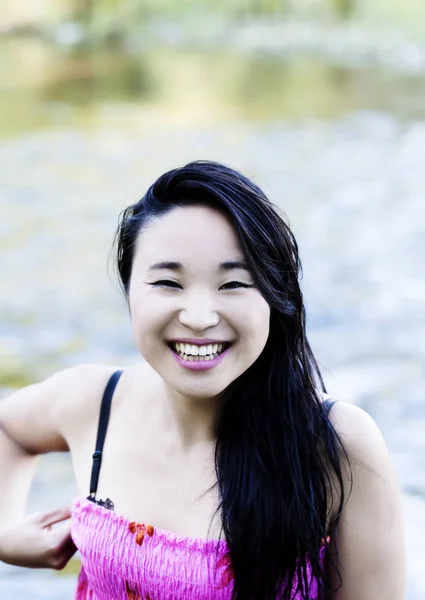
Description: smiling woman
xmin=125 ymin=202 xmax=270 ymax=394
xmin=0 ymin=161 xmax=405 ymax=600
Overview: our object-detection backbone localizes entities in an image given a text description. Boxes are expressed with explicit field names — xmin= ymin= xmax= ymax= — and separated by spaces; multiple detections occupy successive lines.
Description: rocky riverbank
xmin=0 ymin=21 xmax=424 ymax=595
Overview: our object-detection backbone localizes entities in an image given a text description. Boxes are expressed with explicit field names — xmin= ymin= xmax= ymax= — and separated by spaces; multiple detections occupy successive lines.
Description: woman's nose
xmin=178 ymin=296 xmax=220 ymax=331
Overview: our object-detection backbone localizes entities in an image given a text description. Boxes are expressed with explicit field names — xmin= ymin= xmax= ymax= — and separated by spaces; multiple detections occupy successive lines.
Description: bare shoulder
xmin=326 ymin=401 xmax=406 ymax=599
xmin=0 ymin=363 xmax=122 ymax=454
xmin=327 ymin=400 xmax=385 ymax=450
xmin=326 ymin=400 xmax=398 ymax=513
xmin=326 ymin=400 xmax=397 ymax=476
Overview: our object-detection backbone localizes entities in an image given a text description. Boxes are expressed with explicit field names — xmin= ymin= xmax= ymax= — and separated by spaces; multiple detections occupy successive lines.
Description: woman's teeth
xmin=171 ymin=342 xmax=226 ymax=361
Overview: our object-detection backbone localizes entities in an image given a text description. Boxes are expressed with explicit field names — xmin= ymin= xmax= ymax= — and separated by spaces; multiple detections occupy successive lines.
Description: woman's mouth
xmin=167 ymin=341 xmax=231 ymax=362
xmin=166 ymin=341 xmax=233 ymax=370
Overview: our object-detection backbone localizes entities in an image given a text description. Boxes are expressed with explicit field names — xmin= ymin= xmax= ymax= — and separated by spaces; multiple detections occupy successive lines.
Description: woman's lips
xmin=167 ymin=343 xmax=232 ymax=371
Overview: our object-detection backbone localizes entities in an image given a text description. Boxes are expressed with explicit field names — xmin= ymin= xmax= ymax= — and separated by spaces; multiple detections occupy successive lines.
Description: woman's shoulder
xmin=46 ymin=363 xmax=124 ymax=413
xmin=324 ymin=399 xmax=383 ymax=456
xmin=0 ymin=363 xmax=124 ymax=454
xmin=319 ymin=391 xmax=375 ymax=437
xmin=318 ymin=397 xmax=398 ymax=550
xmin=47 ymin=362 xmax=120 ymax=388
xmin=51 ymin=363 xmax=128 ymax=446
xmin=323 ymin=399 xmax=397 ymax=517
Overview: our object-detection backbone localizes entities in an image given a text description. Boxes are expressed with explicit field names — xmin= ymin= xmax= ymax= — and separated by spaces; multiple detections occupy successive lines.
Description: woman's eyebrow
xmin=219 ymin=260 xmax=249 ymax=271
xmin=147 ymin=260 xmax=249 ymax=272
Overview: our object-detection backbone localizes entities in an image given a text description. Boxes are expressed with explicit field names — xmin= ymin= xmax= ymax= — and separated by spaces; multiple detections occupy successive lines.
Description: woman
xmin=0 ymin=161 xmax=405 ymax=599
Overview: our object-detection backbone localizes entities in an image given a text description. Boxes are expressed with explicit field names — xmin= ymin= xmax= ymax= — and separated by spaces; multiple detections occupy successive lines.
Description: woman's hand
xmin=0 ymin=506 xmax=77 ymax=570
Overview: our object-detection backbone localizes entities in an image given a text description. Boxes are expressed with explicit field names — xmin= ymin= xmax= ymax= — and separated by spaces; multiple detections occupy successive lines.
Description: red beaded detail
xmin=125 ymin=579 xmax=141 ymax=599
xmin=129 ymin=522 xmax=138 ymax=534
xmin=216 ymin=553 xmax=235 ymax=589
xmin=125 ymin=580 xmax=152 ymax=600
xmin=128 ymin=522 xmax=155 ymax=547
xmin=125 ymin=580 xmax=153 ymax=600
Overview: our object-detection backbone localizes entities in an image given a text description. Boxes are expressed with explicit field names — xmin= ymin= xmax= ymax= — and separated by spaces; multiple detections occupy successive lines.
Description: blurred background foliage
xmin=2 ymin=0 xmax=425 ymax=138
xmin=3 ymin=0 xmax=425 ymax=29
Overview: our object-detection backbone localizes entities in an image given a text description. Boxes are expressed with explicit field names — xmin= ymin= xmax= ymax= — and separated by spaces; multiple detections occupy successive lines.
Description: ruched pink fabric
xmin=71 ymin=496 xmax=328 ymax=600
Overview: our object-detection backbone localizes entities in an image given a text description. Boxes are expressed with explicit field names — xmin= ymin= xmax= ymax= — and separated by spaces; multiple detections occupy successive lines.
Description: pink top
xmin=70 ymin=496 xmax=328 ymax=600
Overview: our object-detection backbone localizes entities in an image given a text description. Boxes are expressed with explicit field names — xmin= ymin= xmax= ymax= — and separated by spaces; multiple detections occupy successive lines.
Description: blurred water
xmin=0 ymin=39 xmax=424 ymax=599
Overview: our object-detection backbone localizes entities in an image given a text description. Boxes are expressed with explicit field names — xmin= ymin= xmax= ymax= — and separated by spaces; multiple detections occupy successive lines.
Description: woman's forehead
xmin=135 ymin=206 xmax=244 ymax=259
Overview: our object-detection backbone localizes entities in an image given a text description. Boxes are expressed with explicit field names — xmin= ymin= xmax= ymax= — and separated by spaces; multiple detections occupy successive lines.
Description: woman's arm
xmin=0 ymin=371 xmax=72 ymax=533
xmin=327 ymin=402 xmax=406 ymax=599
xmin=0 ymin=423 xmax=39 ymax=533
xmin=0 ymin=364 xmax=115 ymax=568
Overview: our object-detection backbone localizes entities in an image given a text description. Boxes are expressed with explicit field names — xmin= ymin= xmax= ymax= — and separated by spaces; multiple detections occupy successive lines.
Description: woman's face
xmin=128 ymin=205 xmax=270 ymax=400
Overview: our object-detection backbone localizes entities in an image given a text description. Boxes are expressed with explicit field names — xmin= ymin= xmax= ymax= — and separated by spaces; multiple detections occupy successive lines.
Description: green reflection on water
xmin=2 ymin=39 xmax=425 ymax=138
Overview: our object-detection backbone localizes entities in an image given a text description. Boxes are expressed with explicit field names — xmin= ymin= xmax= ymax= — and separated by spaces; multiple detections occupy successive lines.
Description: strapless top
xmin=70 ymin=496 xmax=328 ymax=600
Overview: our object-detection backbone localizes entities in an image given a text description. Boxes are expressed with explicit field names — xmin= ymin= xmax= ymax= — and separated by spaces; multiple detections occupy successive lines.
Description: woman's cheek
xmin=131 ymin=296 xmax=170 ymax=341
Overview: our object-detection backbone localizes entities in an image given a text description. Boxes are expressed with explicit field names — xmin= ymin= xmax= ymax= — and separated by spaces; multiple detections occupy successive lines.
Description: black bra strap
xmin=89 ymin=369 xmax=124 ymax=497
xmin=323 ymin=398 xmax=337 ymax=416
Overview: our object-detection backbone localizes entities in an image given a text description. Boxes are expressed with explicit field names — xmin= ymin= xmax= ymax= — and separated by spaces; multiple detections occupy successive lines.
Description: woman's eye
xmin=221 ymin=281 xmax=254 ymax=290
xmin=150 ymin=280 xmax=254 ymax=290
xmin=151 ymin=280 xmax=181 ymax=288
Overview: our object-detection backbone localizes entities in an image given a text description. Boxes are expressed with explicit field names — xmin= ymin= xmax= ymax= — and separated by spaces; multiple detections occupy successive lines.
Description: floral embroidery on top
xmin=129 ymin=521 xmax=155 ymax=546
xmin=125 ymin=579 xmax=146 ymax=599
xmin=216 ymin=553 xmax=234 ymax=588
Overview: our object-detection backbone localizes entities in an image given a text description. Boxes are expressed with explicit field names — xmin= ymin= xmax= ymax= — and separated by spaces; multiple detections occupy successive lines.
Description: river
xmin=0 ymin=31 xmax=424 ymax=599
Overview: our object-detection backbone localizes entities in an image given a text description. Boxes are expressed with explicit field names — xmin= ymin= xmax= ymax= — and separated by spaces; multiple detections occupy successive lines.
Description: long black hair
xmin=112 ymin=160 xmax=351 ymax=599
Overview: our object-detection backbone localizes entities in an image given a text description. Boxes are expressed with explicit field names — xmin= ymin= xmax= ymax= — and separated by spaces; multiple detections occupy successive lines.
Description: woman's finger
xmin=37 ymin=506 xmax=72 ymax=528
xmin=50 ymin=521 xmax=73 ymax=546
